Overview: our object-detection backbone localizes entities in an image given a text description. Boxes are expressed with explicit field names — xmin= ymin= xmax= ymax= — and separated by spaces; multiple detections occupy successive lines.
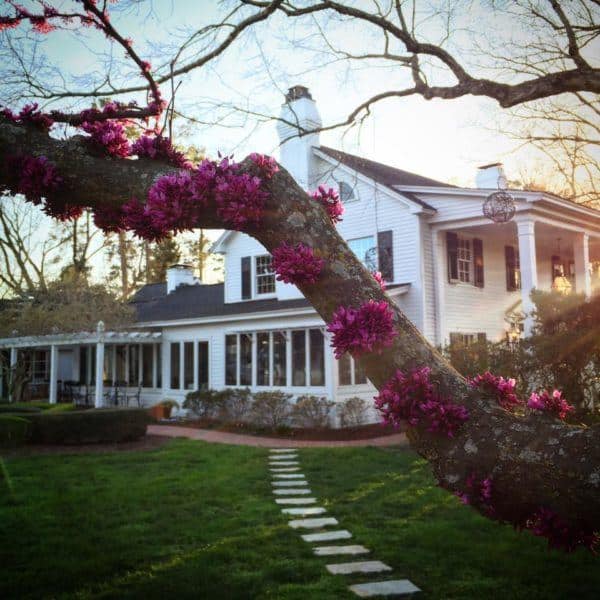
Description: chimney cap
xmin=167 ymin=263 xmax=193 ymax=270
xmin=285 ymin=85 xmax=312 ymax=103
xmin=478 ymin=162 xmax=503 ymax=170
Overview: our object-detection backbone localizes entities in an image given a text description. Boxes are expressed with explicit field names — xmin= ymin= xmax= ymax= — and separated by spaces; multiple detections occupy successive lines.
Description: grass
xmin=0 ymin=441 xmax=597 ymax=599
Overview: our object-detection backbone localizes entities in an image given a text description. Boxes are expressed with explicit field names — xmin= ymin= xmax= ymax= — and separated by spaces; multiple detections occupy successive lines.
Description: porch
xmin=0 ymin=322 xmax=162 ymax=407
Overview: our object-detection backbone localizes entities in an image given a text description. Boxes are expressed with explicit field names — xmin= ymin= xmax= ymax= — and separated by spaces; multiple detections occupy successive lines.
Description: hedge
xmin=0 ymin=404 xmax=43 ymax=414
xmin=26 ymin=408 xmax=150 ymax=445
xmin=0 ymin=415 xmax=32 ymax=447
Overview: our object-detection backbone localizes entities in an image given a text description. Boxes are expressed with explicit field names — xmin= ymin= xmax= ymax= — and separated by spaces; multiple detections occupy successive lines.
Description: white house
xmin=1 ymin=85 xmax=600 ymax=413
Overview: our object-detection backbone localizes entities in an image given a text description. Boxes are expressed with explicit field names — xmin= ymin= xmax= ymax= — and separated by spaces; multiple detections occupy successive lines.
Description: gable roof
xmin=317 ymin=146 xmax=455 ymax=190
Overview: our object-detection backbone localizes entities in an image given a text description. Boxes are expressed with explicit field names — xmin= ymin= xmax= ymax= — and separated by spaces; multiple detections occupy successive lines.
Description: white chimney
xmin=476 ymin=163 xmax=507 ymax=189
xmin=277 ymin=85 xmax=322 ymax=190
xmin=166 ymin=264 xmax=196 ymax=294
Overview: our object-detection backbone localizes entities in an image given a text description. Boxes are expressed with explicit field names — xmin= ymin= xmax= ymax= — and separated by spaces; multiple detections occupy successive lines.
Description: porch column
xmin=517 ymin=219 xmax=538 ymax=336
xmin=432 ymin=229 xmax=447 ymax=346
xmin=8 ymin=347 xmax=17 ymax=402
xmin=49 ymin=345 xmax=58 ymax=404
xmin=574 ymin=232 xmax=592 ymax=298
xmin=152 ymin=343 xmax=158 ymax=388
xmin=94 ymin=321 xmax=105 ymax=408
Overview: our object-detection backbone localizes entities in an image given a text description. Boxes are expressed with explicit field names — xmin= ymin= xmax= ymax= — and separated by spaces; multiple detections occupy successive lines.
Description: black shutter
xmin=473 ymin=238 xmax=484 ymax=288
xmin=446 ymin=232 xmax=458 ymax=282
xmin=505 ymin=245 xmax=516 ymax=291
xmin=377 ymin=230 xmax=394 ymax=281
xmin=241 ymin=256 xmax=251 ymax=299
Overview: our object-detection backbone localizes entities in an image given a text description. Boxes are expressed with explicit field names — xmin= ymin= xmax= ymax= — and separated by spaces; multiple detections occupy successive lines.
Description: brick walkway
xmin=148 ymin=424 xmax=408 ymax=448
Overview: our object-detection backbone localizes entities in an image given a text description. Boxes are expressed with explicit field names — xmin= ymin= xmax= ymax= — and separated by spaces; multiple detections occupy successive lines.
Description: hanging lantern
xmin=483 ymin=190 xmax=516 ymax=223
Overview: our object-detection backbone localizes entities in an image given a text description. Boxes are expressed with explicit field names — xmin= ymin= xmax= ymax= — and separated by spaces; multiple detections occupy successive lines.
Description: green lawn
xmin=0 ymin=440 xmax=597 ymax=599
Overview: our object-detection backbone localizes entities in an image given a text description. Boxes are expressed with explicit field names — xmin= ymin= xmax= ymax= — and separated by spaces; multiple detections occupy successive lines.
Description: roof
xmin=317 ymin=146 xmax=455 ymax=190
xmin=130 ymin=282 xmax=410 ymax=324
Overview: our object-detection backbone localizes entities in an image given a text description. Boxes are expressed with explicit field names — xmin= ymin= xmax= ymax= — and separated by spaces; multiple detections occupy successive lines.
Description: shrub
xmin=221 ymin=388 xmax=252 ymax=422
xmin=250 ymin=391 xmax=292 ymax=428
xmin=339 ymin=397 xmax=369 ymax=428
xmin=183 ymin=389 xmax=227 ymax=418
xmin=0 ymin=404 xmax=42 ymax=414
xmin=0 ymin=415 xmax=31 ymax=447
xmin=291 ymin=395 xmax=334 ymax=428
xmin=27 ymin=408 xmax=150 ymax=444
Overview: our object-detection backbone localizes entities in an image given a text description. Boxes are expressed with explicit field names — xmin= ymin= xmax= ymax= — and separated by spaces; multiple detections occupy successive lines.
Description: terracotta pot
xmin=149 ymin=405 xmax=168 ymax=420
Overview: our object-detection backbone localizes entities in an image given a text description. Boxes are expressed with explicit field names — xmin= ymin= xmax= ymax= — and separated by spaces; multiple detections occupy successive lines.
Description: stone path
xmin=268 ymin=448 xmax=421 ymax=598
xmin=149 ymin=425 xmax=408 ymax=448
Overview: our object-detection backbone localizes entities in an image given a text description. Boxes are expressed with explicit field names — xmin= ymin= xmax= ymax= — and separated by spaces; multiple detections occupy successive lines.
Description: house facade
xmin=2 ymin=85 xmax=600 ymax=415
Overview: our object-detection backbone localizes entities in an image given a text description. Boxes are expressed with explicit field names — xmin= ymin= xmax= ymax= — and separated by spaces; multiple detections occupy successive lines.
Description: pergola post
xmin=574 ymin=232 xmax=592 ymax=298
xmin=8 ymin=347 xmax=17 ymax=402
xmin=94 ymin=321 xmax=105 ymax=408
xmin=517 ymin=219 xmax=538 ymax=336
xmin=49 ymin=345 xmax=58 ymax=404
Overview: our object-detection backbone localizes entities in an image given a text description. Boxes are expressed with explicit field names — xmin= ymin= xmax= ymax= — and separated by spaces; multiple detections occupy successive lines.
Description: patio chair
xmin=126 ymin=384 xmax=142 ymax=408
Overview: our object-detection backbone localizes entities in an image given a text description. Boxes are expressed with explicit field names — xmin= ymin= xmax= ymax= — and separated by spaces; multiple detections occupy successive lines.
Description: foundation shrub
xmin=339 ymin=396 xmax=369 ymax=428
xmin=221 ymin=388 xmax=252 ymax=422
xmin=291 ymin=395 xmax=335 ymax=428
xmin=250 ymin=391 xmax=292 ymax=428
xmin=0 ymin=415 xmax=32 ymax=446
xmin=183 ymin=389 xmax=227 ymax=418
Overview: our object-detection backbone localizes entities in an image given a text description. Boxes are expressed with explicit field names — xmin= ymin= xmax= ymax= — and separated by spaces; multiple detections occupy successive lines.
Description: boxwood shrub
xmin=0 ymin=404 xmax=43 ymax=414
xmin=27 ymin=408 xmax=150 ymax=445
xmin=0 ymin=415 xmax=32 ymax=447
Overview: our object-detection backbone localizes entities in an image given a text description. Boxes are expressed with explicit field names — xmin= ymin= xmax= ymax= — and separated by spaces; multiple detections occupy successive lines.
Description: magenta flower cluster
xmin=327 ymin=300 xmax=397 ymax=359
xmin=457 ymin=472 xmax=493 ymax=507
xmin=372 ymin=271 xmax=386 ymax=291
xmin=1 ymin=103 xmax=53 ymax=131
xmin=130 ymin=134 xmax=192 ymax=169
xmin=469 ymin=371 xmax=521 ymax=410
xmin=272 ymin=242 xmax=324 ymax=285
xmin=527 ymin=390 xmax=574 ymax=420
xmin=7 ymin=154 xmax=62 ymax=204
xmin=215 ymin=171 xmax=268 ymax=230
xmin=249 ymin=153 xmax=279 ymax=179
xmin=526 ymin=507 xmax=598 ymax=553
xmin=311 ymin=185 xmax=344 ymax=223
xmin=374 ymin=366 xmax=469 ymax=437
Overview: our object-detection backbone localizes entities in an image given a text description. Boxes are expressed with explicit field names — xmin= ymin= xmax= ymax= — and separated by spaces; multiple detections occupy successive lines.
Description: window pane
xmin=292 ymin=330 xmax=306 ymax=386
xmin=457 ymin=238 xmax=472 ymax=283
xmin=348 ymin=236 xmax=376 ymax=270
xmin=128 ymin=345 xmax=139 ymax=385
xmin=156 ymin=344 xmax=162 ymax=388
xmin=255 ymin=255 xmax=275 ymax=294
xmin=309 ymin=329 xmax=324 ymax=386
xmin=90 ymin=346 xmax=96 ymax=384
xmin=115 ymin=345 xmax=126 ymax=383
xmin=225 ymin=335 xmax=238 ymax=385
xmin=103 ymin=345 xmax=113 ymax=382
xmin=354 ymin=358 xmax=367 ymax=384
xmin=79 ymin=347 xmax=87 ymax=384
xmin=257 ymin=332 xmax=270 ymax=386
xmin=338 ymin=354 xmax=352 ymax=386
xmin=184 ymin=342 xmax=194 ymax=389
xmin=142 ymin=345 xmax=153 ymax=387
xmin=170 ymin=342 xmax=180 ymax=389
xmin=240 ymin=334 xmax=253 ymax=385
xmin=198 ymin=342 xmax=209 ymax=390
xmin=273 ymin=331 xmax=287 ymax=386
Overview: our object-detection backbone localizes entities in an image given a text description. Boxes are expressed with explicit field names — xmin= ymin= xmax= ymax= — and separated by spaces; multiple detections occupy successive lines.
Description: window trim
xmin=254 ymin=254 xmax=276 ymax=297
xmin=337 ymin=354 xmax=370 ymax=387
xmin=336 ymin=179 xmax=357 ymax=203
xmin=348 ymin=235 xmax=377 ymax=271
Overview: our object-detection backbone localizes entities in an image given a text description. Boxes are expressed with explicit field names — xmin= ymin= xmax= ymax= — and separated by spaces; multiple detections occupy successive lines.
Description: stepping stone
xmin=275 ymin=498 xmax=316 ymax=505
xmin=313 ymin=545 xmax=370 ymax=556
xmin=272 ymin=473 xmax=305 ymax=479
xmin=302 ymin=530 xmax=352 ymax=543
xmin=272 ymin=480 xmax=308 ymax=487
xmin=326 ymin=561 xmax=392 ymax=575
xmin=273 ymin=488 xmax=311 ymax=495
xmin=349 ymin=580 xmax=421 ymax=598
xmin=282 ymin=507 xmax=327 ymax=516
xmin=269 ymin=454 xmax=297 ymax=460
xmin=270 ymin=448 xmax=297 ymax=453
xmin=270 ymin=467 xmax=300 ymax=472
xmin=288 ymin=517 xmax=338 ymax=529
xmin=268 ymin=461 xmax=299 ymax=466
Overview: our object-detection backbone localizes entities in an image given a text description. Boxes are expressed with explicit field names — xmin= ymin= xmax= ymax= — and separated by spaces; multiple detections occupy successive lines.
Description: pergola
xmin=0 ymin=321 xmax=162 ymax=407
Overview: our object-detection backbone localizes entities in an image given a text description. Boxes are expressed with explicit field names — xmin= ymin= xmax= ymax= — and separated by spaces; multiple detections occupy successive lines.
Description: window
xmin=337 ymin=180 xmax=355 ymax=202
xmin=255 ymin=255 xmax=275 ymax=295
xmin=338 ymin=354 xmax=368 ymax=386
xmin=115 ymin=345 xmax=126 ymax=383
xmin=292 ymin=330 xmax=306 ymax=386
xmin=349 ymin=236 xmax=377 ymax=270
xmin=184 ymin=342 xmax=194 ymax=389
xmin=225 ymin=335 xmax=237 ymax=385
xmin=79 ymin=347 xmax=88 ymax=384
xmin=257 ymin=332 xmax=270 ymax=386
xmin=505 ymin=245 xmax=521 ymax=291
xmin=273 ymin=332 xmax=287 ymax=386
xmin=170 ymin=342 xmax=180 ymax=389
xmin=457 ymin=238 xmax=472 ymax=283
xmin=240 ymin=334 xmax=253 ymax=385
xmin=128 ymin=345 xmax=139 ymax=385
xmin=156 ymin=344 xmax=162 ymax=388
xmin=309 ymin=329 xmax=324 ymax=386
xmin=197 ymin=341 xmax=209 ymax=390
xmin=142 ymin=345 xmax=153 ymax=387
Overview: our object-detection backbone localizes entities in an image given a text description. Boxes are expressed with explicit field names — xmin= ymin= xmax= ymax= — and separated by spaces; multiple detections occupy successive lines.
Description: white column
xmin=193 ymin=341 xmax=199 ymax=391
xmin=432 ymin=229 xmax=447 ymax=346
xmin=152 ymin=344 xmax=158 ymax=388
xmin=179 ymin=342 xmax=184 ymax=390
xmin=574 ymin=232 xmax=592 ymax=298
xmin=94 ymin=321 xmax=105 ymax=407
xmin=324 ymin=331 xmax=336 ymax=401
xmin=517 ymin=219 xmax=538 ymax=336
xmin=49 ymin=345 xmax=58 ymax=404
xmin=8 ymin=347 xmax=17 ymax=402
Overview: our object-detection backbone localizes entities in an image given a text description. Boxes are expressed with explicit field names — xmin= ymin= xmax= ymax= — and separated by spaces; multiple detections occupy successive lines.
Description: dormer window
xmin=337 ymin=180 xmax=355 ymax=202
xmin=255 ymin=255 xmax=275 ymax=295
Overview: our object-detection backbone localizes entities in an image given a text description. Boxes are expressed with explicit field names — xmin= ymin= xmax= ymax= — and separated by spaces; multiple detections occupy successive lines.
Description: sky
xmin=2 ymin=0 xmax=596 ymax=287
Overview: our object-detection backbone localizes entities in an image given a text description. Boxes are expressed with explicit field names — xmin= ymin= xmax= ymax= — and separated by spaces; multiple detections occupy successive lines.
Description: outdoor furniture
xmin=126 ymin=384 xmax=142 ymax=407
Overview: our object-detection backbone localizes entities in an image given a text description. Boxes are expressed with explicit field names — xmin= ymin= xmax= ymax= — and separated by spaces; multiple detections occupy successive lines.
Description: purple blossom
xmin=93 ymin=204 xmax=126 ymax=233
xmin=80 ymin=119 xmax=130 ymax=157
xmin=311 ymin=185 xmax=344 ymax=223
xmin=130 ymin=134 xmax=192 ymax=169
xmin=1 ymin=103 xmax=53 ymax=130
xmin=42 ymin=197 xmax=84 ymax=221
xmin=122 ymin=197 xmax=167 ymax=242
xmin=527 ymin=390 xmax=574 ymax=420
xmin=327 ymin=300 xmax=397 ymax=359
xmin=469 ymin=371 xmax=521 ymax=410
xmin=7 ymin=154 xmax=62 ymax=204
xmin=372 ymin=270 xmax=386 ymax=291
xmin=215 ymin=172 xmax=268 ymax=229
xmin=272 ymin=242 xmax=324 ymax=285
xmin=374 ymin=366 xmax=469 ymax=438
xmin=249 ymin=153 xmax=279 ymax=179
xmin=526 ymin=507 xmax=598 ymax=552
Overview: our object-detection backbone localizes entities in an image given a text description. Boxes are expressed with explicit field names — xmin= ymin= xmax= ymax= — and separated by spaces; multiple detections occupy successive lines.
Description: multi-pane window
xmin=348 ymin=236 xmax=377 ymax=270
xmin=273 ymin=332 xmax=287 ymax=386
xmin=184 ymin=342 xmax=194 ymax=389
xmin=337 ymin=180 xmax=355 ymax=202
xmin=170 ymin=342 xmax=180 ymax=389
xmin=257 ymin=332 xmax=270 ymax=386
xmin=197 ymin=341 xmax=209 ymax=390
xmin=255 ymin=255 xmax=275 ymax=295
xmin=292 ymin=330 xmax=306 ymax=386
xmin=225 ymin=335 xmax=238 ymax=385
xmin=142 ymin=345 xmax=153 ymax=387
xmin=240 ymin=334 xmax=253 ymax=385
xmin=128 ymin=345 xmax=139 ymax=386
xmin=309 ymin=329 xmax=325 ymax=386
xmin=338 ymin=354 xmax=368 ymax=386
xmin=457 ymin=238 xmax=472 ymax=283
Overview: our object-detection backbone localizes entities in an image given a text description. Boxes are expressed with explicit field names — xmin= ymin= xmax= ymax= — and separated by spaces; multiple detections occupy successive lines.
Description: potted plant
xmin=149 ymin=399 xmax=179 ymax=420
